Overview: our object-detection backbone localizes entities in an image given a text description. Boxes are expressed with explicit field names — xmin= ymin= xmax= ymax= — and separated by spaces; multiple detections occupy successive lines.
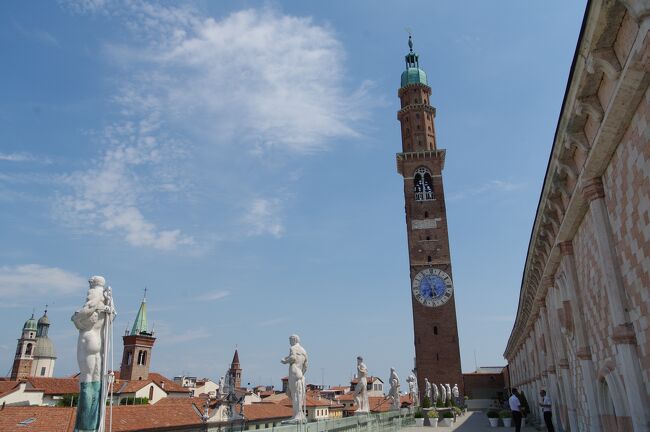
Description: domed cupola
xmin=400 ymin=35 xmax=428 ymax=88
xmin=23 ymin=314 xmax=37 ymax=332
xmin=36 ymin=308 xmax=51 ymax=337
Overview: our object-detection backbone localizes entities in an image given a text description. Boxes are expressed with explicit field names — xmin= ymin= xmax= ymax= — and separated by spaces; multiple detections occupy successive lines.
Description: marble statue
xmin=445 ymin=384 xmax=452 ymax=402
xmin=353 ymin=356 xmax=369 ymax=413
xmin=280 ymin=335 xmax=308 ymax=423
xmin=452 ymin=384 xmax=459 ymax=399
xmin=432 ymin=383 xmax=439 ymax=404
xmin=439 ymin=383 xmax=446 ymax=405
xmin=388 ymin=368 xmax=400 ymax=410
xmin=406 ymin=370 xmax=419 ymax=406
xmin=424 ymin=378 xmax=432 ymax=402
xmin=218 ymin=376 xmax=225 ymax=397
xmin=72 ymin=276 xmax=116 ymax=432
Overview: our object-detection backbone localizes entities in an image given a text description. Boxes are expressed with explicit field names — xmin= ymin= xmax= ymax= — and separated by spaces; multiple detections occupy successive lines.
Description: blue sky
xmin=0 ymin=1 xmax=586 ymax=387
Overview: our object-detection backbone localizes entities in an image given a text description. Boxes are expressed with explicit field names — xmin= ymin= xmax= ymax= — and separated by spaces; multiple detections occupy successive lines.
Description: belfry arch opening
xmin=413 ymin=167 xmax=433 ymax=201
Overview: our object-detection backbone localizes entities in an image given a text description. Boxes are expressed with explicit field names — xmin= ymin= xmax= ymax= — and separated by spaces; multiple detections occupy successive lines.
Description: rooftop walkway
xmin=407 ymin=411 xmax=540 ymax=431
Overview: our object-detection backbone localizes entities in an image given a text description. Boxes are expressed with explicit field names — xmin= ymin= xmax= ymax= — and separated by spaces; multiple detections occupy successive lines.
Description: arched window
xmin=149 ymin=386 xmax=154 ymax=401
xmin=25 ymin=343 xmax=33 ymax=356
xmin=413 ymin=167 xmax=434 ymax=201
xmin=142 ymin=351 xmax=147 ymax=366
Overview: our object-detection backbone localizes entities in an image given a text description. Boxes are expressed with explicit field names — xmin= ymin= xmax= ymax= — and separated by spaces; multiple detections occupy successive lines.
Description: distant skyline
xmin=0 ymin=1 xmax=586 ymax=387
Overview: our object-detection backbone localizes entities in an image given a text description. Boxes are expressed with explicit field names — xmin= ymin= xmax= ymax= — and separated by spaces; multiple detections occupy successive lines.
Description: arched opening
xmin=149 ymin=386 xmax=154 ymax=401
xmin=413 ymin=167 xmax=433 ymax=201
xmin=25 ymin=343 xmax=33 ymax=356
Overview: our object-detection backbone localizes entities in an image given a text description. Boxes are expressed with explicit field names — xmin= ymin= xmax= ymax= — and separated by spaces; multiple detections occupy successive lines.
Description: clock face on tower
xmin=412 ymin=268 xmax=454 ymax=307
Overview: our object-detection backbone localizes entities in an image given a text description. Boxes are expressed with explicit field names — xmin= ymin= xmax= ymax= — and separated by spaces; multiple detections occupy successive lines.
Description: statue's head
xmin=88 ymin=275 xmax=106 ymax=288
xmin=390 ymin=367 xmax=395 ymax=372
xmin=289 ymin=334 xmax=300 ymax=345
xmin=356 ymin=356 xmax=363 ymax=363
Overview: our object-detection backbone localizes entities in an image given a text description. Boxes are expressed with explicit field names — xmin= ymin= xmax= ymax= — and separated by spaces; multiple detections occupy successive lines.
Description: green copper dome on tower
xmin=23 ymin=313 xmax=37 ymax=331
xmin=401 ymin=35 xmax=428 ymax=88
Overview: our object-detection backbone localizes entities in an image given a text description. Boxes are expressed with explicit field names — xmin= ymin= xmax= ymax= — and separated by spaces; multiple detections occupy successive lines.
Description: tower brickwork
xmin=120 ymin=294 xmax=155 ymax=381
xmin=11 ymin=314 xmax=37 ymax=380
xmin=228 ymin=350 xmax=242 ymax=389
xmin=396 ymin=36 xmax=463 ymax=398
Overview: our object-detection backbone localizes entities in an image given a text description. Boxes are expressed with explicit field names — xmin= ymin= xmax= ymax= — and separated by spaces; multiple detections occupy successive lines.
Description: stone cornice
xmin=504 ymin=0 xmax=650 ymax=359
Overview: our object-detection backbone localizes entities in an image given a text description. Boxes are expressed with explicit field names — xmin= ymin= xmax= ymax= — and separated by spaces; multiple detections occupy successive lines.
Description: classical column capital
xmin=558 ymin=241 xmax=574 ymax=256
xmin=581 ymin=177 xmax=605 ymax=202
xmin=612 ymin=323 xmax=637 ymax=345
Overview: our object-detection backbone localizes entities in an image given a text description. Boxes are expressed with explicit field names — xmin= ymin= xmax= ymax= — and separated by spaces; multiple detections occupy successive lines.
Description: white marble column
xmin=583 ymin=178 xmax=649 ymax=430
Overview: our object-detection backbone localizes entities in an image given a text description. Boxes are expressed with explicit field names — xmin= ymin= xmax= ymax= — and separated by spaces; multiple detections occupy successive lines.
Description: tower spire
xmin=130 ymin=292 xmax=148 ymax=336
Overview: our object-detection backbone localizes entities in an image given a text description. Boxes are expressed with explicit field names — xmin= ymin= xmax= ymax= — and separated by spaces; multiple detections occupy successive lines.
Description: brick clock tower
xmin=396 ymin=36 xmax=463 ymax=397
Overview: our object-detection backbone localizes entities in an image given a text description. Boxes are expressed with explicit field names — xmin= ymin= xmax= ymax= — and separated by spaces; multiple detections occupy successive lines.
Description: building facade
xmin=504 ymin=1 xmax=650 ymax=431
xmin=10 ymin=310 xmax=56 ymax=380
xmin=396 ymin=36 xmax=463 ymax=397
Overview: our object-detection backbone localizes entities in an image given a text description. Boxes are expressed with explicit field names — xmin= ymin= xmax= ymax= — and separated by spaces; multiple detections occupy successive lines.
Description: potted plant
xmin=414 ymin=409 xmax=425 ymax=427
xmin=438 ymin=411 xmax=453 ymax=427
xmin=421 ymin=396 xmax=433 ymax=426
xmin=427 ymin=409 xmax=439 ymax=427
xmin=453 ymin=407 xmax=462 ymax=419
xmin=487 ymin=410 xmax=499 ymax=427
xmin=500 ymin=410 xmax=512 ymax=427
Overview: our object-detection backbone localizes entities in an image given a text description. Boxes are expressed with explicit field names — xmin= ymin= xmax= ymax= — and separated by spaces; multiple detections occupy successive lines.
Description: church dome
xmin=401 ymin=67 xmax=428 ymax=87
xmin=33 ymin=336 xmax=56 ymax=358
xmin=23 ymin=315 xmax=37 ymax=331
xmin=37 ymin=314 xmax=50 ymax=326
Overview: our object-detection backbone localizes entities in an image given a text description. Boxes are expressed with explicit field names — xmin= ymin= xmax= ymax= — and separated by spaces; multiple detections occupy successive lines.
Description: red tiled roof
xmin=109 ymin=403 xmax=201 ymax=431
xmin=26 ymin=378 xmax=79 ymax=395
xmin=0 ymin=381 xmax=21 ymax=398
xmin=115 ymin=379 xmax=159 ymax=394
xmin=145 ymin=373 xmax=190 ymax=393
xmin=0 ymin=406 xmax=75 ymax=432
xmin=243 ymin=403 xmax=293 ymax=421
xmin=350 ymin=376 xmax=382 ymax=385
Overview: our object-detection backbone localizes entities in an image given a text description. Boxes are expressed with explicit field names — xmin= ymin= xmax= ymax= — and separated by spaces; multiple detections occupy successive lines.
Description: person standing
xmin=509 ymin=388 xmax=522 ymax=432
xmin=539 ymin=390 xmax=555 ymax=431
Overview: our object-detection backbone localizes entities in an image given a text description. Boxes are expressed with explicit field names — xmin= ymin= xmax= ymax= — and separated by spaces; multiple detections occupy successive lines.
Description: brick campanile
xmin=396 ymin=36 xmax=463 ymax=399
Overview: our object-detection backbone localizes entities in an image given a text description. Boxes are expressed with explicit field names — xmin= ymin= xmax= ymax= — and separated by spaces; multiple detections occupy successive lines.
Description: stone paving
xmin=406 ymin=411 xmax=539 ymax=431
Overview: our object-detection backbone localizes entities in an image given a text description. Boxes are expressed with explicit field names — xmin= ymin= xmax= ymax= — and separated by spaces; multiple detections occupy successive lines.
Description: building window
xmin=41 ymin=367 xmax=46 ymax=376
xmin=149 ymin=386 xmax=154 ymax=401
xmin=25 ymin=343 xmax=33 ymax=356
xmin=433 ymin=326 xmax=438 ymax=335
xmin=426 ymin=236 xmax=430 ymax=240
xmin=427 ymin=256 xmax=432 ymax=262
xmin=424 ymin=211 xmax=428 ymax=218
xmin=413 ymin=168 xmax=433 ymax=201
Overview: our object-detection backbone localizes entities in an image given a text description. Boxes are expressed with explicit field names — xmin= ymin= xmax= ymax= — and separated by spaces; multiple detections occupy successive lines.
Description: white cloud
xmin=57 ymin=2 xmax=369 ymax=248
xmin=14 ymin=23 xmax=60 ymax=47
xmin=449 ymin=179 xmax=525 ymax=201
xmin=0 ymin=152 xmax=51 ymax=163
xmin=56 ymin=117 xmax=194 ymax=250
xmin=243 ymin=198 xmax=285 ymax=238
xmin=196 ymin=290 xmax=230 ymax=302
xmin=0 ymin=264 xmax=86 ymax=299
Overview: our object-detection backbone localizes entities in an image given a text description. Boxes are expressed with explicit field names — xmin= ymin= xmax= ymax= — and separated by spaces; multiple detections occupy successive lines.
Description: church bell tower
xmin=396 ymin=36 xmax=463 ymax=397
xmin=120 ymin=291 xmax=156 ymax=381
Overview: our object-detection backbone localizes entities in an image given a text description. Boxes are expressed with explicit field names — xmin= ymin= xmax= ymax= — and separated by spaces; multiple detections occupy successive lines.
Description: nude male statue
xmin=280 ymin=335 xmax=308 ymax=423
xmin=354 ymin=356 xmax=369 ymax=413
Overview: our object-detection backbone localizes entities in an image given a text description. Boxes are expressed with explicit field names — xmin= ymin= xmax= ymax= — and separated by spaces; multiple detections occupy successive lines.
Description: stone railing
xmin=209 ymin=409 xmax=414 ymax=432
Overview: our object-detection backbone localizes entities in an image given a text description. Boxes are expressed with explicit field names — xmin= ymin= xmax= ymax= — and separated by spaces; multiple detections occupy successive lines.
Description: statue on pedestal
xmin=424 ymin=378 xmax=432 ymax=402
xmin=452 ymin=384 xmax=459 ymax=399
xmin=280 ymin=335 xmax=308 ymax=423
xmin=388 ymin=368 xmax=400 ymax=410
xmin=445 ymin=384 xmax=452 ymax=402
xmin=439 ymin=383 xmax=446 ymax=405
xmin=72 ymin=276 xmax=116 ymax=432
xmin=406 ymin=370 xmax=418 ymax=406
xmin=353 ymin=356 xmax=369 ymax=413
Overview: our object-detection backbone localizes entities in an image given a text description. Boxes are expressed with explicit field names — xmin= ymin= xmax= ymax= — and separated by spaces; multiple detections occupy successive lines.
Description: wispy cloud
xmin=0 ymin=264 xmax=86 ymax=299
xmin=195 ymin=290 xmax=230 ymax=302
xmin=55 ymin=2 xmax=370 ymax=249
xmin=14 ymin=23 xmax=60 ymax=47
xmin=243 ymin=198 xmax=285 ymax=238
xmin=258 ymin=317 xmax=289 ymax=327
xmin=449 ymin=179 xmax=525 ymax=201
xmin=0 ymin=152 xmax=52 ymax=164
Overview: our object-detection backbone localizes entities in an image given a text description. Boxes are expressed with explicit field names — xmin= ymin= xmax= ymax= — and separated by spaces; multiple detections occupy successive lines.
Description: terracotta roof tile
xmin=0 ymin=381 xmax=21 ymax=398
xmin=26 ymin=378 xmax=79 ymax=395
xmin=0 ymin=406 xmax=75 ymax=432
xmin=243 ymin=403 xmax=293 ymax=421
